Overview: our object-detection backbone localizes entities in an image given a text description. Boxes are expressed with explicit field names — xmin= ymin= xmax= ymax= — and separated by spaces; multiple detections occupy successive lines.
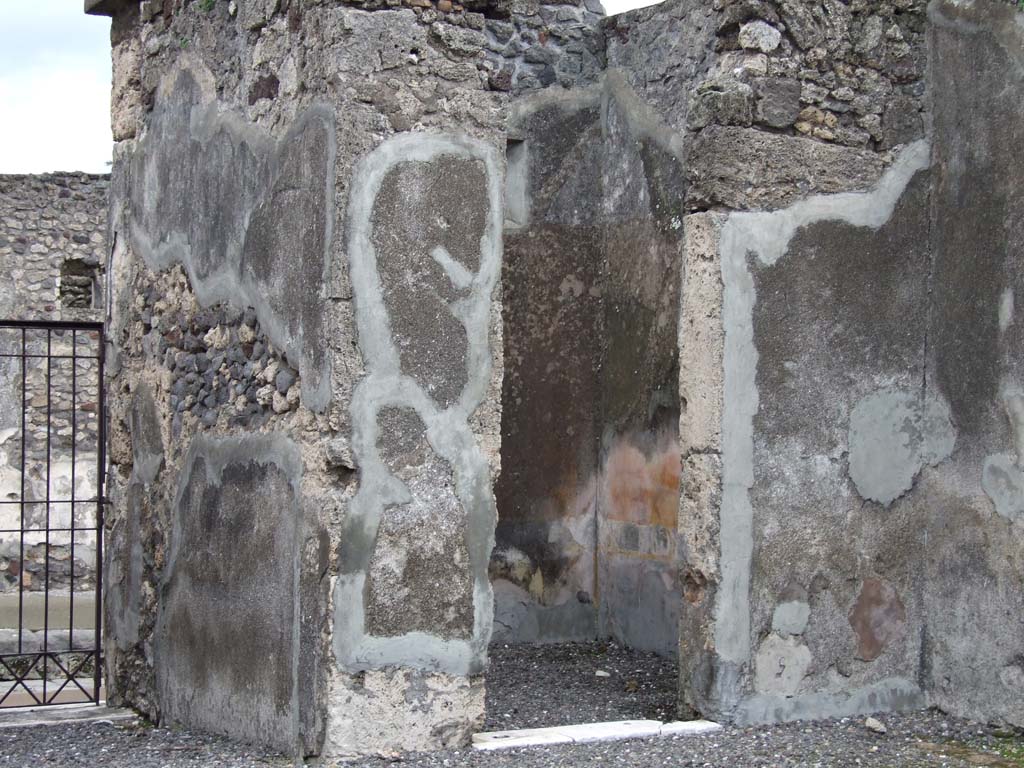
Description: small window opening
xmin=60 ymin=258 xmax=98 ymax=309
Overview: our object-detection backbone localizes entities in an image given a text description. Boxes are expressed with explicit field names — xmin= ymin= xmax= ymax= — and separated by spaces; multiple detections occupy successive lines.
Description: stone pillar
xmin=94 ymin=0 xmax=514 ymax=757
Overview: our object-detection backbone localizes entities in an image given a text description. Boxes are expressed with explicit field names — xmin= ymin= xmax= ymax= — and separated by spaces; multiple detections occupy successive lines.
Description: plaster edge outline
xmin=127 ymin=58 xmax=338 ymax=412
xmin=155 ymin=432 xmax=307 ymax=750
xmin=508 ymin=71 xmax=687 ymax=161
xmin=335 ymin=132 xmax=503 ymax=677
xmin=506 ymin=72 xmax=688 ymax=231
xmin=714 ymin=140 xmax=931 ymax=714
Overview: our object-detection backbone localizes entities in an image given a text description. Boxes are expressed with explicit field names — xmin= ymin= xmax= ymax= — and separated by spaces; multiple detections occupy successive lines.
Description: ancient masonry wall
xmin=92 ymin=0 xmax=1024 ymax=757
xmin=0 ymin=174 xmax=108 ymax=320
xmin=601 ymin=0 xmax=933 ymax=721
xmin=0 ymin=174 xmax=107 ymax=598
xmin=95 ymin=0 xmax=598 ymax=758
xmin=599 ymin=0 xmax=1024 ymax=731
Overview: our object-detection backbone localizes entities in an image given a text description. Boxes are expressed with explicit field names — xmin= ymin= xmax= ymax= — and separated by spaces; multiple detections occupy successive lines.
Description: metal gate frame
xmin=0 ymin=320 xmax=105 ymax=708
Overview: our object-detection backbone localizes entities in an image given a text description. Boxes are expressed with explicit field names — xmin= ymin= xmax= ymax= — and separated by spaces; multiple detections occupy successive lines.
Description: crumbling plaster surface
xmin=710 ymin=141 xmax=932 ymax=723
xmin=101 ymin=0 xmax=534 ymax=756
xmin=923 ymin=0 xmax=1024 ymax=729
xmin=127 ymin=58 xmax=336 ymax=411
xmin=680 ymin=0 xmax=1024 ymax=731
xmin=334 ymin=132 xmax=502 ymax=675
xmin=154 ymin=433 xmax=325 ymax=756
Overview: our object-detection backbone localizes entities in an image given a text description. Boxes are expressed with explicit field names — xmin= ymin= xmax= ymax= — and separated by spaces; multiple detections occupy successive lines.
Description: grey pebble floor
xmin=0 ymin=644 xmax=1020 ymax=767
xmin=1 ymin=709 xmax=1017 ymax=768
xmin=484 ymin=641 xmax=679 ymax=730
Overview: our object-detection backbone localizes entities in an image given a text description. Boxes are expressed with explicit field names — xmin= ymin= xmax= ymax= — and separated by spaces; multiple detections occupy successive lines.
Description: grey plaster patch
xmin=735 ymin=677 xmax=924 ymax=725
xmin=848 ymin=388 xmax=956 ymax=506
xmin=1000 ymin=288 xmax=1015 ymax=333
xmin=716 ymin=141 xmax=931 ymax=714
xmin=754 ymin=634 xmax=812 ymax=696
xmin=983 ymin=383 xmax=1024 ymax=524
xmin=128 ymin=59 xmax=336 ymax=411
xmin=771 ymin=600 xmax=810 ymax=637
xmin=984 ymin=456 xmax=1024 ymax=524
xmin=155 ymin=433 xmax=320 ymax=756
xmin=335 ymin=133 xmax=501 ymax=676
xmin=504 ymin=140 xmax=529 ymax=230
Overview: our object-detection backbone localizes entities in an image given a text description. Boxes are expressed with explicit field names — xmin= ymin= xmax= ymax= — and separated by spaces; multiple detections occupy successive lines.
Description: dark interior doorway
xmin=487 ymin=101 xmax=684 ymax=728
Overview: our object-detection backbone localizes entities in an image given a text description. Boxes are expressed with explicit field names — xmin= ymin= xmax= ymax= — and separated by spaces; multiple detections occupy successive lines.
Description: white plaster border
xmin=472 ymin=719 xmax=722 ymax=751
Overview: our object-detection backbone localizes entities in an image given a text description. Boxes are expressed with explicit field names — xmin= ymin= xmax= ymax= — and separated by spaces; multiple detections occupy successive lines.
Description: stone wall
xmin=91 ymin=0 xmax=1024 ymax=755
xmin=0 ymin=173 xmax=108 ymax=321
xmin=95 ymin=0 xmax=554 ymax=758
xmin=600 ymin=0 xmax=1024 ymax=732
xmin=0 ymin=173 xmax=107 ymax=598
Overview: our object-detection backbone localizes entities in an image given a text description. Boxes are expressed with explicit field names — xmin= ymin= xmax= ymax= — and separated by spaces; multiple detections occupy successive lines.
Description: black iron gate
xmin=0 ymin=320 xmax=105 ymax=708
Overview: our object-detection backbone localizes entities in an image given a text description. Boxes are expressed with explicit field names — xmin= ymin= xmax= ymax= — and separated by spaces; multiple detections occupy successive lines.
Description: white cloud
xmin=601 ymin=0 xmax=666 ymax=16
xmin=0 ymin=2 xmax=111 ymax=174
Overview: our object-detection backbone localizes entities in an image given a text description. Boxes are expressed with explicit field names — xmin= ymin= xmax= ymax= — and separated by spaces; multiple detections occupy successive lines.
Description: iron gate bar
xmin=0 ymin=319 xmax=105 ymax=708
xmin=44 ymin=329 xmax=51 ymax=704
xmin=94 ymin=325 xmax=105 ymax=702
xmin=70 ymin=330 xmax=77 ymax=656
xmin=18 ymin=328 xmax=25 ymax=658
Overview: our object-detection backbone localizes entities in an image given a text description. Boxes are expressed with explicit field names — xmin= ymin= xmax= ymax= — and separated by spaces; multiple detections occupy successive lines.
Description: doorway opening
xmin=487 ymin=100 xmax=684 ymax=730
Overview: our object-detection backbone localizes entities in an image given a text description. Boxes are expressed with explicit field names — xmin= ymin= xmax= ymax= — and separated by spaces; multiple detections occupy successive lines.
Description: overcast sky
xmin=602 ymin=0 xmax=662 ymax=15
xmin=0 ymin=0 xmax=657 ymax=175
xmin=0 ymin=1 xmax=112 ymax=174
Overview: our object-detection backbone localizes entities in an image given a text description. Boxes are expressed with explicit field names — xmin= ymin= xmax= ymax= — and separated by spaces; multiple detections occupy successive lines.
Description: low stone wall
xmin=0 ymin=173 xmax=108 ymax=321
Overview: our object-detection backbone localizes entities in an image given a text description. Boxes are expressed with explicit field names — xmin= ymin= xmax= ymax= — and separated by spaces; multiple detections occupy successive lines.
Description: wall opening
xmin=488 ymin=101 xmax=683 ymax=727
xmin=59 ymin=258 xmax=99 ymax=309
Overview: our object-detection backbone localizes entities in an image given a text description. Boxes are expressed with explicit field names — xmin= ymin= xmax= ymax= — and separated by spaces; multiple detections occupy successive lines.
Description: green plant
xmin=198 ymin=0 xmax=216 ymax=11
xmin=979 ymin=733 xmax=1024 ymax=766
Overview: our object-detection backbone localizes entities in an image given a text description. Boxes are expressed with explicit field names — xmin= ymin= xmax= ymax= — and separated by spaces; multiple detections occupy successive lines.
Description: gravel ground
xmin=484 ymin=641 xmax=678 ymax=730
xmin=1 ymin=708 xmax=1021 ymax=768
xmin=1 ymin=646 xmax=1019 ymax=768
xmin=0 ymin=719 xmax=291 ymax=767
